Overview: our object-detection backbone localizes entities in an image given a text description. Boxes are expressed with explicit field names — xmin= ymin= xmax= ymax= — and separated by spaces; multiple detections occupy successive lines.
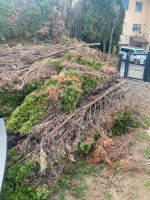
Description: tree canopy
xmin=0 ymin=0 xmax=125 ymax=52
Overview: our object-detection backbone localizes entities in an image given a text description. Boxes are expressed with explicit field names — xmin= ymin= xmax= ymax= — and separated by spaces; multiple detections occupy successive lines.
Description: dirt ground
xmin=58 ymin=80 xmax=150 ymax=200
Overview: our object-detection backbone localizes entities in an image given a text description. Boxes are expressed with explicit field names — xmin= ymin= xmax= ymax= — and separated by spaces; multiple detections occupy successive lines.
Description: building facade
xmin=120 ymin=0 xmax=150 ymax=51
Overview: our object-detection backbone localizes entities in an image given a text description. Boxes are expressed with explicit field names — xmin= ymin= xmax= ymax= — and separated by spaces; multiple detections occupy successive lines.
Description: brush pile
xmin=0 ymin=41 xmax=132 ymax=198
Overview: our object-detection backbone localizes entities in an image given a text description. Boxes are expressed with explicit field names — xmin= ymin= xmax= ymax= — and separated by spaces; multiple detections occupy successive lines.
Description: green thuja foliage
xmin=81 ymin=75 xmax=98 ymax=97
xmin=64 ymin=54 xmax=79 ymax=62
xmin=0 ymin=82 xmax=41 ymax=118
xmin=112 ymin=107 xmax=135 ymax=136
xmin=62 ymin=85 xmax=80 ymax=113
xmin=64 ymin=54 xmax=102 ymax=70
xmin=2 ymin=159 xmax=49 ymax=200
xmin=79 ymin=56 xmax=102 ymax=70
xmin=0 ymin=82 xmax=41 ymax=107
xmin=6 ymin=90 xmax=47 ymax=135
xmin=0 ymin=108 xmax=14 ymax=118
xmin=78 ymin=142 xmax=92 ymax=155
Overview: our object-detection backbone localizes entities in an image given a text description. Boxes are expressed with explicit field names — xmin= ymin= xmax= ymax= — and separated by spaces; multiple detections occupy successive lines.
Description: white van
xmin=119 ymin=46 xmax=146 ymax=65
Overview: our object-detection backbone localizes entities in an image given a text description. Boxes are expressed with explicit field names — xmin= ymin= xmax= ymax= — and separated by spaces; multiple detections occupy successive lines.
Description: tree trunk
xmin=103 ymin=39 xmax=106 ymax=53
xmin=108 ymin=20 xmax=115 ymax=55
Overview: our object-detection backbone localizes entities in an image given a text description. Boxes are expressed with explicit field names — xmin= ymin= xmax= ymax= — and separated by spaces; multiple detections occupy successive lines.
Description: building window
xmin=132 ymin=24 xmax=141 ymax=32
xmin=135 ymin=1 xmax=143 ymax=12
xmin=124 ymin=0 xmax=129 ymax=10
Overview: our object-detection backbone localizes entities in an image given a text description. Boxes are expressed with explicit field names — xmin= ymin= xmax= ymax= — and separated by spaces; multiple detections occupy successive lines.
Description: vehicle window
xmin=129 ymin=50 xmax=134 ymax=54
xmin=121 ymin=48 xmax=128 ymax=53
xmin=135 ymin=50 xmax=145 ymax=54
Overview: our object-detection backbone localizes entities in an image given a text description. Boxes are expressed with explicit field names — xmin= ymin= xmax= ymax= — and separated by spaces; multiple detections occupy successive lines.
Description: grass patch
xmin=73 ymin=184 xmax=88 ymax=199
xmin=144 ymin=169 xmax=150 ymax=176
xmin=58 ymin=193 xmax=67 ymax=200
xmin=143 ymin=146 xmax=150 ymax=159
xmin=136 ymin=132 xmax=150 ymax=141
xmin=141 ymin=118 xmax=150 ymax=128
xmin=104 ymin=192 xmax=112 ymax=200
xmin=128 ymin=171 xmax=136 ymax=177
xmin=112 ymin=161 xmax=120 ymax=175
xmin=144 ymin=181 xmax=150 ymax=190
xmin=49 ymin=160 xmax=104 ymax=199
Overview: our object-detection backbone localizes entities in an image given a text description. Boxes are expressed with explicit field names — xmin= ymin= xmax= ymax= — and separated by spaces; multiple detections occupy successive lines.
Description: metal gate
xmin=119 ymin=52 xmax=150 ymax=82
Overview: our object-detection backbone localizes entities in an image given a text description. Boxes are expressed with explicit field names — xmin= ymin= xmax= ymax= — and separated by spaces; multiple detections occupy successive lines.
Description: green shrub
xmin=0 ymin=82 xmax=41 ymax=118
xmin=6 ymin=90 xmax=47 ymax=135
xmin=81 ymin=75 xmax=98 ymax=96
xmin=64 ymin=54 xmax=79 ymax=62
xmin=64 ymin=54 xmax=102 ymax=70
xmin=78 ymin=142 xmax=92 ymax=155
xmin=79 ymin=56 xmax=102 ymax=70
xmin=112 ymin=108 xmax=135 ymax=136
xmin=2 ymin=159 xmax=49 ymax=200
xmin=0 ymin=82 xmax=41 ymax=107
xmin=0 ymin=108 xmax=14 ymax=118
xmin=0 ymin=0 xmax=53 ymax=41
xmin=62 ymin=85 xmax=80 ymax=113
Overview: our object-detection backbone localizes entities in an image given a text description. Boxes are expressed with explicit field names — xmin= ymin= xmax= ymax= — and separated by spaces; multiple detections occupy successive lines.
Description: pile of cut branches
xmin=0 ymin=42 xmax=132 ymax=198
xmin=7 ymin=79 xmax=129 ymax=186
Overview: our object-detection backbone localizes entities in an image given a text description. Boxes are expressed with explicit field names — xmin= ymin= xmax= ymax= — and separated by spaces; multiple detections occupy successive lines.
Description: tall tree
xmin=74 ymin=0 xmax=125 ymax=53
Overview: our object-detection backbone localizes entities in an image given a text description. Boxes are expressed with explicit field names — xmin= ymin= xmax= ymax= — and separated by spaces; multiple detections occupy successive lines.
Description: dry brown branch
xmin=14 ymin=79 xmax=128 ymax=185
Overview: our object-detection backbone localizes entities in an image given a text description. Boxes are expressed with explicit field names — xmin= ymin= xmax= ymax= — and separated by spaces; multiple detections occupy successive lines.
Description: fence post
xmin=124 ymin=52 xmax=130 ymax=78
xmin=144 ymin=50 xmax=150 ymax=82
xmin=117 ymin=55 xmax=121 ymax=72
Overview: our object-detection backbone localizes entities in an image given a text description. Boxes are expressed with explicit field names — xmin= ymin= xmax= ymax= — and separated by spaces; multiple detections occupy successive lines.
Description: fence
xmin=118 ymin=51 xmax=150 ymax=82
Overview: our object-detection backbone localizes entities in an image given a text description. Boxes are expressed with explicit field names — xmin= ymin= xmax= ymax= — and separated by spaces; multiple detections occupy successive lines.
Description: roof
xmin=121 ymin=46 xmax=144 ymax=51
xmin=130 ymin=36 xmax=149 ymax=44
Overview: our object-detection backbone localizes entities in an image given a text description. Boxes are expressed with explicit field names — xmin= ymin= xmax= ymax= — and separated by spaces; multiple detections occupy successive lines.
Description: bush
xmin=0 ymin=0 xmax=53 ymax=41
xmin=62 ymin=85 xmax=80 ymax=113
xmin=0 ymin=82 xmax=41 ymax=107
xmin=6 ymin=90 xmax=48 ymax=135
xmin=2 ymin=159 xmax=49 ymax=200
xmin=81 ymin=75 xmax=98 ymax=97
xmin=79 ymin=56 xmax=102 ymax=70
xmin=112 ymin=107 xmax=135 ymax=136
xmin=64 ymin=54 xmax=102 ymax=70
xmin=78 ymin=142 xmax=92 ymax=155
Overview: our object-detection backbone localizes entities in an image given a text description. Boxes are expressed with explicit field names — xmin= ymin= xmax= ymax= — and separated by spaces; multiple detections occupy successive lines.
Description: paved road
xmin=0 ymin=119 xmax=7 ymax=193
xmin=120 ymin=61 xmax=145 ymax=80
